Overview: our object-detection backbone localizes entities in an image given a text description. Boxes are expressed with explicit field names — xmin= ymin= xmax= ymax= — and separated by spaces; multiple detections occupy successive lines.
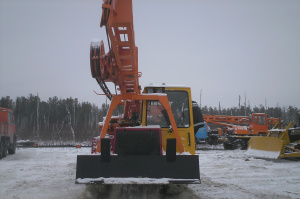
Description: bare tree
xmin=66 ymin=105 xmax=75 ymax=144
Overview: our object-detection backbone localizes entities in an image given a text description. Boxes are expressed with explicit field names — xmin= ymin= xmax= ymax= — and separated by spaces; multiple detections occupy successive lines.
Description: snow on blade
xmin=246 ymin=146 xmax=280 ymax=159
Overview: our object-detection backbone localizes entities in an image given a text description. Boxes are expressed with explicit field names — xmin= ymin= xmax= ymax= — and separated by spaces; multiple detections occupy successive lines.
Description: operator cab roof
xmin=144 ymin=83 xmax=190 ymax=89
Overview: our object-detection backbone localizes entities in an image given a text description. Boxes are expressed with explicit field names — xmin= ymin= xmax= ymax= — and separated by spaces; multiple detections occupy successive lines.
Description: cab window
xmin=254 ymin=115 xmax=258 ymax=125
xmin=258 ymin=115 xmax=266 ymax=125
xmin=146 ymin=90 xmax=190 ymax=128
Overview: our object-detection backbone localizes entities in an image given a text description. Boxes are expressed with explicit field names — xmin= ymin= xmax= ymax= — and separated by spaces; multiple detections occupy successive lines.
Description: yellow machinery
xmin=142 ymin=85 xmax=197 ymax=155
xmin=76 ymin=85 xmax=201 ymax=184
xmin=247 ymin=121 xmax=300 ymax=159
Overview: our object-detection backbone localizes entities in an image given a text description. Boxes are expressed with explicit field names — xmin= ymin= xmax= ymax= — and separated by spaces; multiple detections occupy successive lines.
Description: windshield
xmin=258 ymin=115 xmax=266 ymax=125
xmin=146 ymin=90 xmax=190 ymax=128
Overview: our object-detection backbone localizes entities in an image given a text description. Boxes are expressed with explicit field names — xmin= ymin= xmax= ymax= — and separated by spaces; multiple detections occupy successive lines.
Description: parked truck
xmin=0 ymin=107 xmax=17 ymax=159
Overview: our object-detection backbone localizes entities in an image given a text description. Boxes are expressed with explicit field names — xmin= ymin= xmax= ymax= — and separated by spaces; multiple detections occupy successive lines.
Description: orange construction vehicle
xmin=0 ymin=107 xmax=17 ymax=159
xmin=76 ymin=0 xmax=201 ymax=184
xmin=203 ymin=113 xmax=280 ymax=150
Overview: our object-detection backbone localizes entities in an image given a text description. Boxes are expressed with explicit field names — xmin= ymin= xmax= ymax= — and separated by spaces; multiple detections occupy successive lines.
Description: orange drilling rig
xmin=76 ymin=0 xmax=201 ymax=184
xmin=203 ymin=113 xmax=280 ymax=150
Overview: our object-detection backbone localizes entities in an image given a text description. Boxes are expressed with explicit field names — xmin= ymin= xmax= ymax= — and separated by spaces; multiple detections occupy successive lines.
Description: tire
xmin=223 ymin=143 xmax=233 ymax=150
xmin=234 ymin=139 xmax=246 ymax=150
xmin=0 ymin=140 xmax=3 ymax=159
xmin=1 ymin=138 xmax=7 ymax=158
xmin=8 ymin=135 xmax=16 ymax=154
xmin=3 ymin=138 xmax=8 ymax=157
xmin=207 ymin=135 xmax=218 ymax=145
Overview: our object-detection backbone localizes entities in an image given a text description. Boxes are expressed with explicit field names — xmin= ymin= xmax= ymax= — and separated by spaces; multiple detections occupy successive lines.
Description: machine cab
xmin=249 ymin=113 xmax=268 ymax=135
xmin=142 ymin=85 xmax=196 ymax=154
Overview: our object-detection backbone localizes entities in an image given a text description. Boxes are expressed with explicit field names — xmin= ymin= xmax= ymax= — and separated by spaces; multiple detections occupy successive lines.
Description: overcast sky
xmin=1 ymin=0 xmax=300 ymax=109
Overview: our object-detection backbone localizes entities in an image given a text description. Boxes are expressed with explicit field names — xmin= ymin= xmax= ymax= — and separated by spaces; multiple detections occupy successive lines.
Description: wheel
xmin=223 ymin=143 xmax=233 ymax=150
xmin=1 ymin=139 xmax=7 ymax=158
xmin=0 ymin=140 xmax=3 ymax=159
xmin=3 ymin=138 xmax=8 ymax=157
xmin=8 ymin=135 xmax=16 ymax=154
xmin=207 ymin=135 xmax=218 ymax=145
xmin=234 ymin=139 xmax=246 ymax=150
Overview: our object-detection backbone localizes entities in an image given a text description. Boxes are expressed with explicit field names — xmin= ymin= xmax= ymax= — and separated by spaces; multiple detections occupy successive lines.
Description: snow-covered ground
xmin=193 ymin=150 xmax=300 ymax=199
xmin=0 ymin=146 xmax=299 ymax=199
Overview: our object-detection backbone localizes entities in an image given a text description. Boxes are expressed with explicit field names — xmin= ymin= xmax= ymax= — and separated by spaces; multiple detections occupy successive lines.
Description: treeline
xmin=0 ymin=95 xmax=109 ymax=143
xmin=1 ymin=95 xmax=300 ymax=142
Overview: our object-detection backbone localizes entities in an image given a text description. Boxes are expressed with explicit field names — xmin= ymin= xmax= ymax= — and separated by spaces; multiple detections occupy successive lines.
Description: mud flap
xmin=76 ymin=155 xmax=200 ymax=184
xmin=246 ymin=137 xmax=284 ymax=159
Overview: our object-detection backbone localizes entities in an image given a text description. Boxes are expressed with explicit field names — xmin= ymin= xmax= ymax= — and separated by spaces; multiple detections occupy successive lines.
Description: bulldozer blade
xmin=76 ymin=155 xmax=200 ymax=184
xmin=246 ymin=137 xmax=284 ymax=159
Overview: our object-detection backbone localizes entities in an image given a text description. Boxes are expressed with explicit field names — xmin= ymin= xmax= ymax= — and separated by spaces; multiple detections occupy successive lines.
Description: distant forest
xmin=0 ymin=95 xmax=109 ymax=143
xmin=1 ymin=95 xmax=299 ymax=143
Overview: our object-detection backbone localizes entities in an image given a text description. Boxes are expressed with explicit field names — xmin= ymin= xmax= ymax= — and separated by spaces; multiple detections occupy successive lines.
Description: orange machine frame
xmin=203 ymin=113 xmax=280 ymax=135
xmin=91 ymin=0 xmax=184 ymax=153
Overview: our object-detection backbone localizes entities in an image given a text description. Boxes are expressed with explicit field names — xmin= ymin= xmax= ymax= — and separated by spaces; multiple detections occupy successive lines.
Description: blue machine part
xmin=195 ymin=122 xmax=207 ymax=143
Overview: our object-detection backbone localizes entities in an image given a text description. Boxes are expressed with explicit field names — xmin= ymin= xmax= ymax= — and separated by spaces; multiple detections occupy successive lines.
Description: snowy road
xmin=0 ymin=146 xmax=299 ymax=199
